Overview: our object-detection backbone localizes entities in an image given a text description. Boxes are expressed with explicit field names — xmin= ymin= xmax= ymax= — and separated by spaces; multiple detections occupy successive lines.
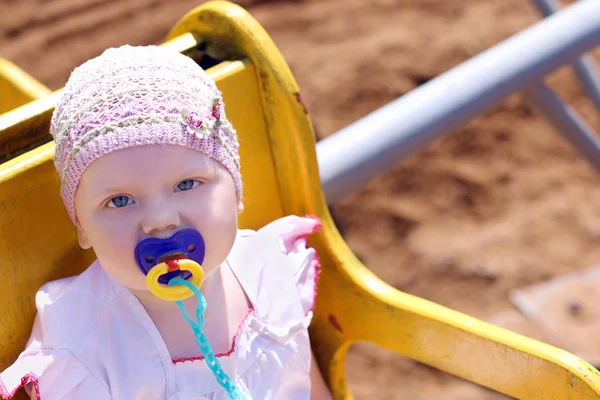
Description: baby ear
xmin=237 ymin=202 xmax=244 ymax=214
xmin=75 ymin=221 xmax=92 ymax=249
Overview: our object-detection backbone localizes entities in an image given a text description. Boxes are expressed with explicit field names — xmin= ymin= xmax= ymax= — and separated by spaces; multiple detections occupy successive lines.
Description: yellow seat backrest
xmin=0 ymin=59 xmax=52 ymax=163
xmin=2 ymin=2 xmax=600 ymax=399
xmin=0 ymin=58 xmax=51 ymax=115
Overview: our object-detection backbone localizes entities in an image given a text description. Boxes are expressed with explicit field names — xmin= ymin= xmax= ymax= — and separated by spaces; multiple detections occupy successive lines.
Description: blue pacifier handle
xmin=134 ymin=229 xmax=206 ymax=284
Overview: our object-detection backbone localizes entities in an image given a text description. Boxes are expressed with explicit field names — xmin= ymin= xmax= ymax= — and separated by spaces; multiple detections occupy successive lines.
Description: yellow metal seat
xmin=1 ymin=2 xmax=600 ymax=399
xmin=0 ymin=59 xmax=53 ymax=163
xmin=0 ymin=58 xmax=51 ymax=115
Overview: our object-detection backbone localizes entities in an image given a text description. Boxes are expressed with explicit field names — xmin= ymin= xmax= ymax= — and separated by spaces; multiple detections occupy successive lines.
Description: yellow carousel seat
xmin=0 ymin=58 xmax=52 ymax=163
xmin=1 ymin=2 xmax=599 ymax=399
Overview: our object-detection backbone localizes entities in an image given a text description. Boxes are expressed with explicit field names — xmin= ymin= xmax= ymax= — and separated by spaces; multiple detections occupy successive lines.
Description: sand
xmin=2 ymin=0 xmax=600 ymax=398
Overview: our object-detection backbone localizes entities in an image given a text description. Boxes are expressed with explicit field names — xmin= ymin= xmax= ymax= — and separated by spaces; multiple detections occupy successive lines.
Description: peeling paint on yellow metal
xmin=1 ymin=2 xmax=600 ymax=399
xmin=0 ymin=58 xmax=51 ymax=115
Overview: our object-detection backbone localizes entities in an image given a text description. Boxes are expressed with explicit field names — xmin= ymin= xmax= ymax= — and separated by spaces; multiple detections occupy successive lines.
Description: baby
xmin=0 ymin=45 xmax=331 ymax=400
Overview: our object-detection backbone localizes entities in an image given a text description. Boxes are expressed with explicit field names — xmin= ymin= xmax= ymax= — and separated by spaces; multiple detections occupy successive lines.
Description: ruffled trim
xmin=305 ymin=214 xmax=323 ymax=234
xmin=0 ymin=373 xmax=40 ymax=400
xmin=278 ymin=215 xmax=322 ymax=252
xmin=278 ymin=215 xmax=322 ymax=315
xmin=309 ymin=252 xmax=322 ymax=314
xmin=172 ymin=307 xmax=254 ymax=364
xmin=305 ymin=214 xmax=322 ymax=313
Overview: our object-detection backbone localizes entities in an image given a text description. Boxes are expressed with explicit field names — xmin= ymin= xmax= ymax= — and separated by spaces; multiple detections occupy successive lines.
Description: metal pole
xmin=316 ymin=0 xmax=600 ymax=204
xmin=524 ymin=83 xmax=600 ymax=171
xmin=573 ymin=56 xmax=600 ymax=114
xmin=533 ymin=0 xmax=600 ymax=114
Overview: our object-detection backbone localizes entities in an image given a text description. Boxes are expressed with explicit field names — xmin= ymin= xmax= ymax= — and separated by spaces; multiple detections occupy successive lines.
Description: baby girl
xmin=0 ymin=45 xmax=331 ymax=400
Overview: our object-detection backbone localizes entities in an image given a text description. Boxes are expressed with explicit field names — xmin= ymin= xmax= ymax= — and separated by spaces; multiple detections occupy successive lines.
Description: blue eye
xmin=108 ymin=195 xmax=133 ymax=208
xmin=176 ymin=179 xmax=199 ymax=191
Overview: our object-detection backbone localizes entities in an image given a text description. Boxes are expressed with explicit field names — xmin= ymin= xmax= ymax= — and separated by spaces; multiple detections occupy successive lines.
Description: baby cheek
xmin=200 ymin=216 xmax=237 ymax=266
xmin=94 ymin=223 xmax=137 ymax=261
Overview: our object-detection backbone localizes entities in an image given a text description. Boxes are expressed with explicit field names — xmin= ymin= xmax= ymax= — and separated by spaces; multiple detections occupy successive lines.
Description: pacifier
xmin=135 ymin=229 xmax=206 ymax=301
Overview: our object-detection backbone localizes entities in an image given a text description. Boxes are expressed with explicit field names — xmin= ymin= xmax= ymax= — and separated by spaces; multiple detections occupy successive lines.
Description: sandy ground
xmin=2 ymin=0 xmax=600 ymax=398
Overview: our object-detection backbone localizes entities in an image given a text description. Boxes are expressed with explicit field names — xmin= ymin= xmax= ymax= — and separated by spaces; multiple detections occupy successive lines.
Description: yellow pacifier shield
xmin=146 ymin=259 xmax=204 ymax=301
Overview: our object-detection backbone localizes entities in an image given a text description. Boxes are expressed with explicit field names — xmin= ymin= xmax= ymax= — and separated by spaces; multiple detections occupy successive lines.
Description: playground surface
xmin=2 ymin=0 xmax=600 ymax=398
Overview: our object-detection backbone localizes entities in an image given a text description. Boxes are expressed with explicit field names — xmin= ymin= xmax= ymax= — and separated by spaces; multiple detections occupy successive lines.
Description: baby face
xmin=74 ymin=144 xmax=241 ymax=292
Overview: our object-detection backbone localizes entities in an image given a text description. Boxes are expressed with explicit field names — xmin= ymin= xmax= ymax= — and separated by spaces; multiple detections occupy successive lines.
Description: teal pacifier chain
xmin=168 ymin=277 xmax=246 ymax=400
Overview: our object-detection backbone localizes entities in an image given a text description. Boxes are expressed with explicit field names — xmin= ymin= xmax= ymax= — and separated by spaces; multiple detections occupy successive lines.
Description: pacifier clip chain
xmin=169 ymin=277 xmax=245 ymax=400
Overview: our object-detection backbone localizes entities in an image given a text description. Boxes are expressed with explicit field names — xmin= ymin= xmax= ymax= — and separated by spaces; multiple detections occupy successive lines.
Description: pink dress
xmin=0 ymin=216 xmax=321 ymax=400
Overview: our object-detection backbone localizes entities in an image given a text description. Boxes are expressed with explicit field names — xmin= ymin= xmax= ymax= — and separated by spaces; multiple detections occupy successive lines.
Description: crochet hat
xmin=51 ymin=45 xmax=242 ymax=223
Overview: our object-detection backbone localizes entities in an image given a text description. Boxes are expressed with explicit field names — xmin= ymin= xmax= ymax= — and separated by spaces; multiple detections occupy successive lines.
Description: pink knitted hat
xmin=50 ymin=45 xmax=242 ymax=223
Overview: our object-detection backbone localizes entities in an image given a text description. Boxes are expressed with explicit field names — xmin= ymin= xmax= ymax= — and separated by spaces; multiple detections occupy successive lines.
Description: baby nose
xmin=141 ymin=202 xmax=181 ymax=238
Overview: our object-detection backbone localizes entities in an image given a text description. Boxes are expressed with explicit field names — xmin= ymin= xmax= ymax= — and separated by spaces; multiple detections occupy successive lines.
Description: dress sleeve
xmin=273 ymin=215 xmax=322 ymax=316
xmin=0 ymin=348 xmax=110 ymax=400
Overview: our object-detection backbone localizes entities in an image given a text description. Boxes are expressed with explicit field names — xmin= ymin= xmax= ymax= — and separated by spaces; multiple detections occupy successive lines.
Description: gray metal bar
xmin=524 ymin=83 xmax=600 ymax=171
xmin=532 ymin=0 xmax=562 ymax=16
xmin=573 ymin=56 xmax=600 ymax=114
xmin=316 ymin=0 xmax=600 ymax=204
xmin=533 ymin=0 xmax=600 ymax=113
